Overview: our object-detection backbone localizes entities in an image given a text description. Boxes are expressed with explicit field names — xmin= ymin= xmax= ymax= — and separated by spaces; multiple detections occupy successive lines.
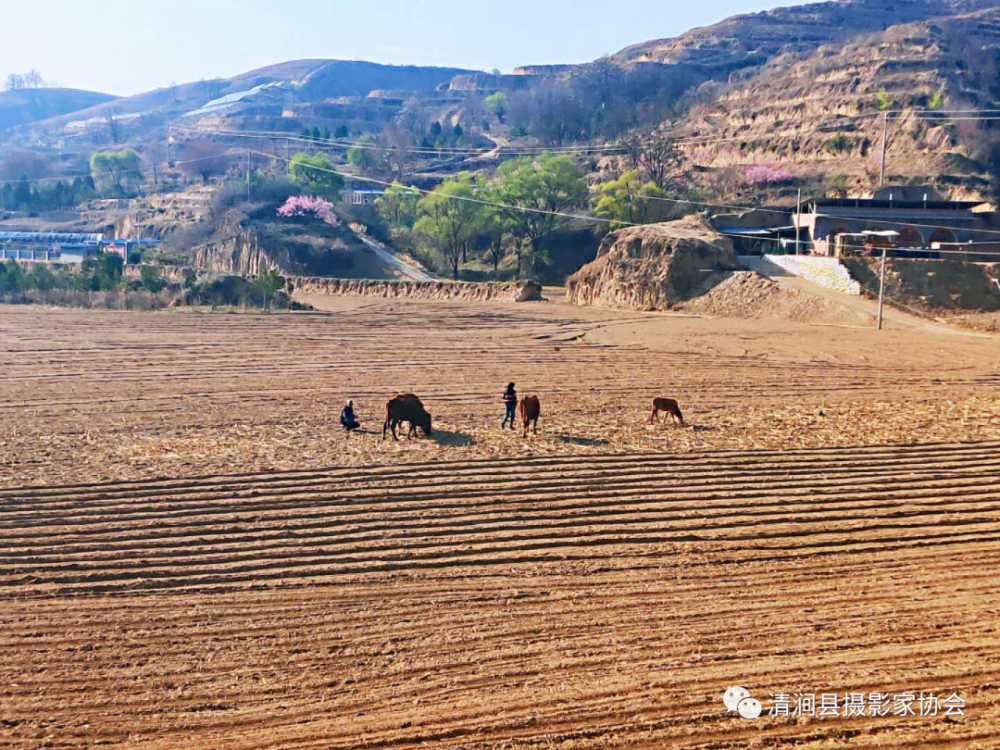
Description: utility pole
xmin=879 ymin=111 xmax=889 ymax=188
xmin=795 ymin=187 xmax=802 ymax=255
xmin=246 ymin=149 xmax=251 ymax=201
xmin=877 ymin=247 xmax=887 ymax=331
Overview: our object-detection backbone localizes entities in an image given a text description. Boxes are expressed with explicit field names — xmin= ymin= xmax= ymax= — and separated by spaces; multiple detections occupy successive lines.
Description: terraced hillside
xmin=1 ymin=296 xmax=999 ymax=747
xmin=675 ymin=7 xmax=1000 ymax=193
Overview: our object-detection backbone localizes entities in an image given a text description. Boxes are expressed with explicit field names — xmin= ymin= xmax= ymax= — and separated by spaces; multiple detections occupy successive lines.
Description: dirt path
xmin=355 ymin=234 xmax=437 ymax=282
xmin=746 ymin=257 xmax=985 ymax=336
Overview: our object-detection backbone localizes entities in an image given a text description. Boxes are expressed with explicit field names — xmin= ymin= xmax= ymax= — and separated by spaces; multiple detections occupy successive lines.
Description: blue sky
xmin=2 ymin=1 xmax=815 ymax=96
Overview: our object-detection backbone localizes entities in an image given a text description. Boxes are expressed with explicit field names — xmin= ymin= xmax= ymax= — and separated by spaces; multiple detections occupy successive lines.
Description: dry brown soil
xmin=1 ymin=297 xmax=999 ymax=748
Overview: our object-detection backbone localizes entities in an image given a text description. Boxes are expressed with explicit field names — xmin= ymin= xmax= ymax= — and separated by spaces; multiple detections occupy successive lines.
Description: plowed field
xmin=1 ymin=298 xmax=999 ymax=747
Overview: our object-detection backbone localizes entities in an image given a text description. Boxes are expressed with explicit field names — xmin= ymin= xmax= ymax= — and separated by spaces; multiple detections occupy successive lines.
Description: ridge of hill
xmin=0 ymin=88 xmax=116 ymax=131
xmin=613 ymin=0 xmax=996 ymax=69
xmin=24 ymin=59 xmax=479 ymax=135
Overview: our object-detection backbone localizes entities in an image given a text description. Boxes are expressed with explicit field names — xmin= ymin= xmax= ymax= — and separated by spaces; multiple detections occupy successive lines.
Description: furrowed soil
xmin=1 ymin=297 xmax=999 ymax=748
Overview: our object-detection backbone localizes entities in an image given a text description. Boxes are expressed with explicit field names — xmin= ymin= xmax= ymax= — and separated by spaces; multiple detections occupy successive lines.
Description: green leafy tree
xmin=28 ymin=263 xmax=57 ymax=292
xmin=485 ymin=92 xmax=508 ymax=123
xmin=592 ymin=170 xmax=670 ymax=227
xmin=346 ymin=134 xmax=383 ymax=175
xmin=139 ymin=265 xmax=166 ymax=293
xmin=375 ymin=181 xmax=420 ymax=228
xmin=334 ymin=124 xmax=349 ymax=138
xmin=479 ymin=208 xmax=510 ymax=272
xmin=81 ymin=251 xmax=124 ymax=290
xmin=90 ymin=148 xmax=141 ymax=195
xmin=13 ymin=177 xmax=31 ymax=208
xmin=487 ymin=153 xmax=587 ymax=277
xmin=0 ymin=259 xmax=26 ymax=293
xmin=288 ymin=152 xmax=345 ymax=199
xmin=255 ymin=267 xmax=286 ymax=312
xmin=414 ymin=173 xmax=482 ymax=280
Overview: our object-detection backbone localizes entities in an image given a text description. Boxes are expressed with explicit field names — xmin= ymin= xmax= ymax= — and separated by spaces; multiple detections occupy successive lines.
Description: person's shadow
xmin=431 ymin=429 xmax=475 ymax=447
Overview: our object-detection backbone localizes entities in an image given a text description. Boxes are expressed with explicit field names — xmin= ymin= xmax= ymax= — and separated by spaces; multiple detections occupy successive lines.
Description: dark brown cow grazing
xmin=518 ymin=395 xmax=541 ymax=438
xmin=383 ymin=394 xmax=433 ymax=440
xmin=649 ymin=397 xmax=684 ymax=426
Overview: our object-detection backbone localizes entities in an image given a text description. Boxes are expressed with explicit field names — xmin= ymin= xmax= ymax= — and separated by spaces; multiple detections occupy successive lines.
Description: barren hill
xmin=0 ymin=87 xmax=116 ymax=131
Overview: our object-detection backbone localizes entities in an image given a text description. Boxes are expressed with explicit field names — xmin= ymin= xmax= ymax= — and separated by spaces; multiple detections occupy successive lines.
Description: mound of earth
xmin=566 ymin=215 xmax=739 ymax=311
xmin=676 ymin=270 xmax=875 ymax=325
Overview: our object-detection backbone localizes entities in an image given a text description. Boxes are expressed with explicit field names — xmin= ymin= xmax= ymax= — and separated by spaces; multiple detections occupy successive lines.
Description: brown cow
xmin=649 ymin=397 xmax=684 ymax=426
xmin=518 ymin=395 xmax=541 ymax=438
xmin=383 ymin=394 xmax=433 ymax=440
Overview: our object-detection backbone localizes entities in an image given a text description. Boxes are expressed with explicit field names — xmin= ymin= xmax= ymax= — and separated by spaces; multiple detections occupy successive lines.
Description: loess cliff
xmin=566 ymin=216 xmax=740 ymax=311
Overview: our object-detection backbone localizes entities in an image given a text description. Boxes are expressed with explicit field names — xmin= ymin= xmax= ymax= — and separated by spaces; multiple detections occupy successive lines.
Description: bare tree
xmin=84 ymin=119 xmax=108 ymax=146
xmin=382 ymin=124 xmax=415 ymax=182
xmin=104 ymin=108 xmax=124 ymax=145
xmin=621 ymin=131 xmax=681 ymax=190
xmin=3 ymin=69 xmax=44 ymax=92
xmin=143 ymin=142 xmax=168 ymax=187
xmin=178 ymin=141 xmax=231 ymax=183
xmin=1 ymin=152 xmax=51 ymax=182
xmin=533 ymin=82 xmax=585 ymax=147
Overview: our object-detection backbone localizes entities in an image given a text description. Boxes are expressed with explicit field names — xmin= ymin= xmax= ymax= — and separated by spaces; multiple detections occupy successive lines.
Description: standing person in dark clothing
xmin=340 ymin=399 xmax=361 ymax=431
xmin=501 ymin=382 xmax=517 ymax=430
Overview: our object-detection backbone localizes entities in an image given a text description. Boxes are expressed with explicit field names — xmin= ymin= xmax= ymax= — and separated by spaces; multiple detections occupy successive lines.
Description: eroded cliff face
xmin=566 ymin=216 xmax=739 ymax=311
xmin=192 ymin=212 xmax=270 ymax=276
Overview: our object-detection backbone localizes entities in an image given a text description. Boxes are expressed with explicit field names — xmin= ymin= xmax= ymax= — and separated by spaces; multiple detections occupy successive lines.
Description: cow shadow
xmin=432 ymin=429 xmax=475 ymax=447
xmin=555 ymin=435 xmax=610 ymax=447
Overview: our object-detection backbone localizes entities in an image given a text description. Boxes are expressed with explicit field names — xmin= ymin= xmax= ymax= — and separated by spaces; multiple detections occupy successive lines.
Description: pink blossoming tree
xmin=745 ymin=165 xmax=794 ymax=186
xmin=276 ymin=195 xmax=338 ymax=224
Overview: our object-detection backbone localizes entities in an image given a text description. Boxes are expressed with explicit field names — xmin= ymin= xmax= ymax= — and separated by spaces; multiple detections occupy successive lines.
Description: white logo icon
xmin=723 ymin=686 xmax=761 ymax=720
xmin=723 ymin=686 xmax=751 ymax=712
xmin=738 ymin=696 xmax=762 ymax=719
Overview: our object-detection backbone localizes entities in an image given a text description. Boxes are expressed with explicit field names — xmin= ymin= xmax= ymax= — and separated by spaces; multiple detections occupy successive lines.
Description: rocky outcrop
xmin=292 ymin=277 xmax=545 ymax=303
xmin=566 ymin=216 xmax=740 ymax=311
xmin=192 ymin=212 xmax=270 ymax=276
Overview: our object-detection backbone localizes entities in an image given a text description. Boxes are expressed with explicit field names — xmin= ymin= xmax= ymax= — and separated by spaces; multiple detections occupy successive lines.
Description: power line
xmin=635 ymin=193 xmax=793 ymax=216
xmin=172 ymin=124 xmax=627 ymax=156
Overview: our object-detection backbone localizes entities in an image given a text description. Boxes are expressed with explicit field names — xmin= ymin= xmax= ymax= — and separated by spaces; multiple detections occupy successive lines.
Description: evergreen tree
xmin=13 ymin=177 xmax=31 ymax=208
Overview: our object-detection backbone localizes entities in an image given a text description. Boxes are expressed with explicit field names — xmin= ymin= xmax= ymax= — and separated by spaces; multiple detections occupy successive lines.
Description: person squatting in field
xmin=341 ymin=400 xmax=361 ymax=431
xmin=501 ymin=382 xmax=517 ymax=430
